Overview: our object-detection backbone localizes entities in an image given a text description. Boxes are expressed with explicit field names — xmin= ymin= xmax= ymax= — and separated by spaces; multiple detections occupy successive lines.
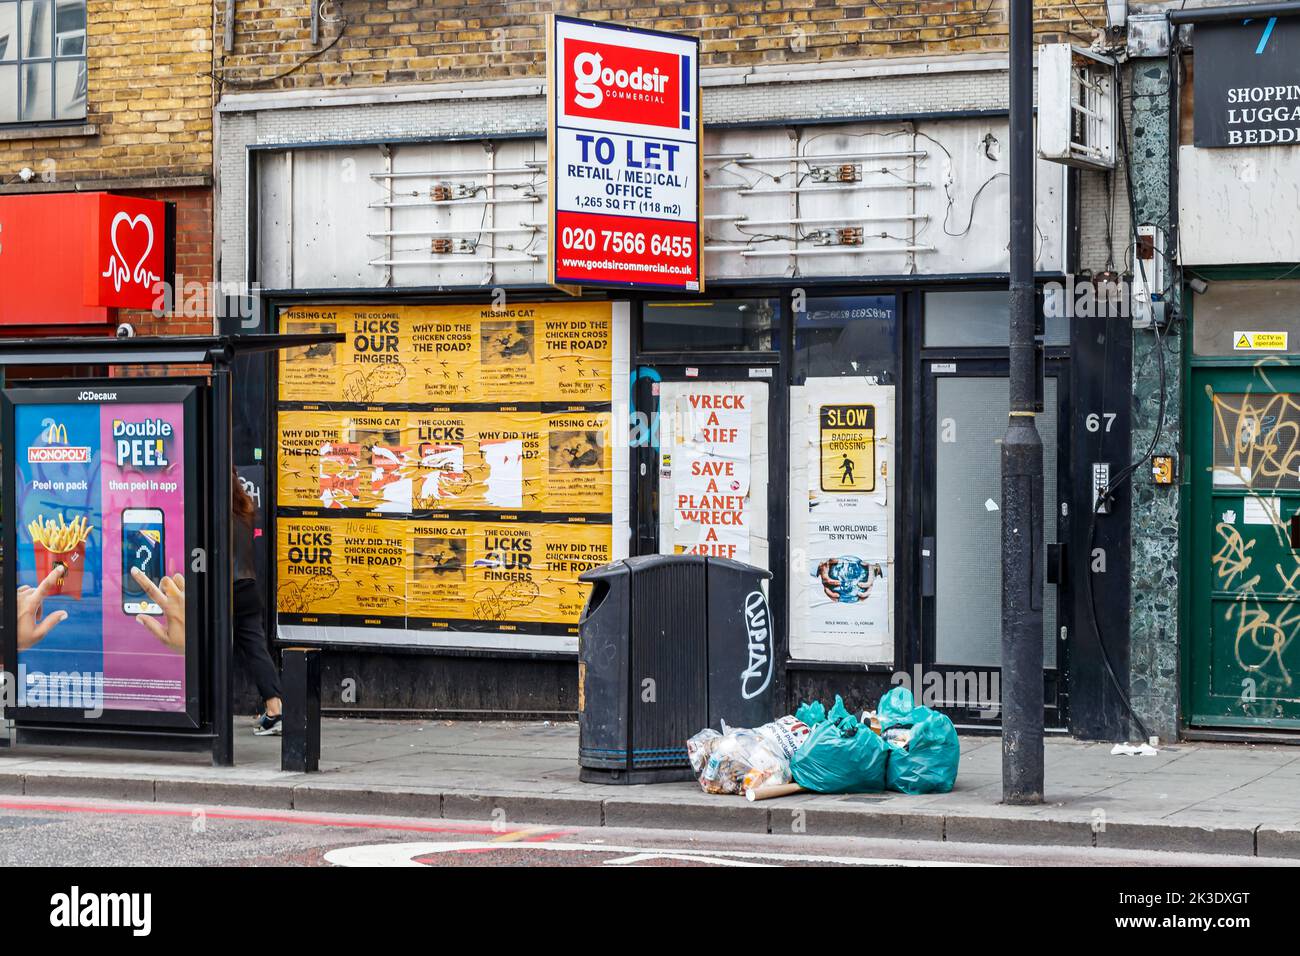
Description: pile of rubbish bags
xmin=687 ymin=687 xmax=959 ymax=799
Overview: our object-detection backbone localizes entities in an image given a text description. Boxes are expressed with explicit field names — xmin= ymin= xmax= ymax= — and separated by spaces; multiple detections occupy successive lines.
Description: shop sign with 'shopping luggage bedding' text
xmin=1194 ymin=15 xmax=1300 ymax=148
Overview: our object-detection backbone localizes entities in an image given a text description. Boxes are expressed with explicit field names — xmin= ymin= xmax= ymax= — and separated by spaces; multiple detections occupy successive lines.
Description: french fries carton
xmin=27 ymin=515 xmax=93 ymax=599
xmin=33 ymin=540 xmax=87 ymax=599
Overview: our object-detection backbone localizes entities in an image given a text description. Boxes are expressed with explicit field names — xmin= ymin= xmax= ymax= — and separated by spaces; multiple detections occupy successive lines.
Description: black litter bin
xmin=577 ymin=554 xmax=775 ymax=784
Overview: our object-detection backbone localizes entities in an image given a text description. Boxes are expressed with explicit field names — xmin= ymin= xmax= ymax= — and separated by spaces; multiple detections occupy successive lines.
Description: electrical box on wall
xmin=1037 ymin=43 xmax=1118 ymax=171
xmin=1131 ymin=223 xmax=1165 ymax=329
xmin=1092 ymin=462 xmax=1112 ymax=515
xmin=1152 ymin=454 xmax=1175 ymax=486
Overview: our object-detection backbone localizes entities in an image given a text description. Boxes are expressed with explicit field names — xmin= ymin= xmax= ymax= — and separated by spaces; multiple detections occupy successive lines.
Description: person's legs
xmin=233 ymin=581 xmax=282 ymax=714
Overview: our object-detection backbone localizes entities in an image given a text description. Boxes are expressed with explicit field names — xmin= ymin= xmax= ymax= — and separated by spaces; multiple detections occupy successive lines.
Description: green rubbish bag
xmin=790 ymin=702 xmax=887 ymax=794
xmin=884 ymin=708 xmax=960 ymax=795
xmin=878 ymin=685 xmax=916 ymax=730
xmin=826 ymin=694 xmax=853 ymax=725
xmin=794 ymin=699 xmax=827 ymax=728
xmin=793 ymin=694 xmax=852 ymax=730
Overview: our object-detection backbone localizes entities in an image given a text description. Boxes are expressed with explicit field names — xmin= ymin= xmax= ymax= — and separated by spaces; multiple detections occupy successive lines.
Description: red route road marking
xmin=0 ymin=796 xmax=575 ymax=840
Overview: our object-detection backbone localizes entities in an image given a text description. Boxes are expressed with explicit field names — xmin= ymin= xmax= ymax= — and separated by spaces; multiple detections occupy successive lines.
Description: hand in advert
xmin=132 ymin=568 xmax=186 ymax=652
xmin=16 ymin=565 xmax=69 ymax=650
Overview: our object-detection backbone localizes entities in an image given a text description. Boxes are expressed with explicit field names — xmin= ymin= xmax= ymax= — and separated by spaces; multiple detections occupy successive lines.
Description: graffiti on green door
xmin=1199 ymin=383 xmax=1300 ymax=724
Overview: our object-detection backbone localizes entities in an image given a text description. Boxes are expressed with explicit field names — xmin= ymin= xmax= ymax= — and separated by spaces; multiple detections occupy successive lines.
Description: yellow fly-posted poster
xmin=280 ymin=302 xmax=614 ymax=406
xmin=406 ymin=410 xmax=546 ymax=513
xmin=276 ymin=301 xmax=622 ymax=649
xmin=409 ymin=519 xmax=613 ymax=629
xmin=277 ymin=516 xmax=613 ymax=635
xmin=277 ymin=517 xmax=407 ymax=624
xmin=545 ymin=411 xmax=612 ymax=514
xmin=276 ymin=410 xmax=407 ymax=511
xmin=280 ymin=306 xmax=410 ymax=405
xmin=406 ymin=519 xmax=475 ymax=621
xmin=277 ymin=410 xmax=550 ymax=514
xmin=537 ymin=310 xmax=614 ymax=403
xmin=406 ymin=312 xmax=479 ymax=404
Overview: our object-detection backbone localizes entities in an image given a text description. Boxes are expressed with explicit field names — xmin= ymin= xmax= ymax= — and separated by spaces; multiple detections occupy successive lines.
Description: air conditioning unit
xmin=1037 ymin=43 xmax=1118 ymax=170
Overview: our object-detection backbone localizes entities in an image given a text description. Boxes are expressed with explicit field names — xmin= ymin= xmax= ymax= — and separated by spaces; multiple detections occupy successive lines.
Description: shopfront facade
xmin=213 ymin=41 xmax=1147 ymax=738
xmin=1161 ymin=6 xmax=1300 ymax=741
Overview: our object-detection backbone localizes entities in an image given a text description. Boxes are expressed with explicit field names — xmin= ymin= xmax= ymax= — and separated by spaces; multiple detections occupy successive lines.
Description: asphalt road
xmin=0 ymin=795 xmax=1287 ymax=867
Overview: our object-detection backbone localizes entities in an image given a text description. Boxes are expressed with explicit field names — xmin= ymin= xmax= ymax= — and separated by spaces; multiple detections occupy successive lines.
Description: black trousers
xmin=234 ymin=580 xmax=282 ymax=703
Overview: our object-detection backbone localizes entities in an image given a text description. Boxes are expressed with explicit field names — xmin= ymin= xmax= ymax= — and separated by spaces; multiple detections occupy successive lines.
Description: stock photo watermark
xmin=149 ymin=277 xmax=262 ymax=326
xmin=0 ymin=668 xmax=104 ymax=718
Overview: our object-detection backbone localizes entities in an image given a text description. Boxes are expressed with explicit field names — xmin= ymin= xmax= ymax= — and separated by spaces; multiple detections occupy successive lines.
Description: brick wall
xmin=217 ymin=0 xmax=1107 ymax=91
xmin=0 ymin=4 xmax=217 ymax=341
xmin=0 ymin=0 xmax=213 ymax=185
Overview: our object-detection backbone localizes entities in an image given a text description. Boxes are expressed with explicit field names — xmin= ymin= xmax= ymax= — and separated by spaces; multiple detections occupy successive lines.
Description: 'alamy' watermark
xmin=1043 ymin=273 xmax=1132 ymax=320
xmin=150 ymin=277 xmax=262 ymax=327
xmin=0 ymin=667 xmax=104 ymax=718
xmin=50 ymin=886 xmax=151 ymax=936
xmin=891 ymin=666 xmax=1000 ymax=718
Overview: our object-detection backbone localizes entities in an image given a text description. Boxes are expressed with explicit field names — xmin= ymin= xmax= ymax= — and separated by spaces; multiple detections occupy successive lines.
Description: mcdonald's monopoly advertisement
xmin=2 ymin=383 xmax=199 ymax=726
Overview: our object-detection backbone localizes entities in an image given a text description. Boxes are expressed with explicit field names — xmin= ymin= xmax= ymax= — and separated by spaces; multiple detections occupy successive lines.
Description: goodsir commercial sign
xmin=548 ymin=15 xmax=702 ymax=291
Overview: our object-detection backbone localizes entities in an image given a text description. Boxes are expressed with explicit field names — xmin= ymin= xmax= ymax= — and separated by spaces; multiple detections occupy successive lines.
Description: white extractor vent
xmin=1037 ymin=43 xmax=1118 ymax=171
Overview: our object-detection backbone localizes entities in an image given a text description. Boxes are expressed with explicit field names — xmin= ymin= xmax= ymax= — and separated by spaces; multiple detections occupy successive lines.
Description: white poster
xmin=789 ymin=379 xmax=893 ymax=663
xmin=658 ymin=381 xmax=768 ymax=567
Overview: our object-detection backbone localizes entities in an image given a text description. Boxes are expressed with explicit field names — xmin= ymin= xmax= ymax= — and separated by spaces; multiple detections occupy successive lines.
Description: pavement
xmin=1 ymin=718 xmax=1299 ymax=860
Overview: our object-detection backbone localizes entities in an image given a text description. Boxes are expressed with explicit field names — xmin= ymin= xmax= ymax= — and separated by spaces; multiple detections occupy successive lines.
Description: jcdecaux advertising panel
xmin=548 ymin=15 xmax=702 ymax=292
xmin=2 ymin=383 xmax=200 ymax=726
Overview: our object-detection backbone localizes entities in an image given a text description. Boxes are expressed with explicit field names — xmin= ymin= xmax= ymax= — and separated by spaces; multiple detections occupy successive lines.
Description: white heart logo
xmin=101 ymin=211 xmax=159 ymax=292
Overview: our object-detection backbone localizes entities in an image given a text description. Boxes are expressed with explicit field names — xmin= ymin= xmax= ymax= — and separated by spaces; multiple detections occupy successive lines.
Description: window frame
xmin=0 ymin=0 xmax=87 ymax=128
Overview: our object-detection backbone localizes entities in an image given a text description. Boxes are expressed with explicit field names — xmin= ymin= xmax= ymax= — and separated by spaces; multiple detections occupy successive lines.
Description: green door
xmin=1190 ymin=365 xmax=1300 ymax=728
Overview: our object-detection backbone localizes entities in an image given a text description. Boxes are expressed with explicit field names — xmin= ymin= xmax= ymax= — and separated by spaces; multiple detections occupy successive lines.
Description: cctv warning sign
xmin=1233 ymin=331 xmax=1288 ymax=351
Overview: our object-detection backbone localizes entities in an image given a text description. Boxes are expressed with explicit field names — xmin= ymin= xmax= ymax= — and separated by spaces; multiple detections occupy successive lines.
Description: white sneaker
xmin=254 ymin=714 xmax=283 ymax=736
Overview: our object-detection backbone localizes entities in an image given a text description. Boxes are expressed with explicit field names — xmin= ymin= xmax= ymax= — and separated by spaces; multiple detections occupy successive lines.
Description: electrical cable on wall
xmin=214 ymin=2 xmax=349 ymax=90
xmin=943 ymin=172 xmax=1007 ymax=237
xmin=1067 ymin=0 xmax=1100 ymax=32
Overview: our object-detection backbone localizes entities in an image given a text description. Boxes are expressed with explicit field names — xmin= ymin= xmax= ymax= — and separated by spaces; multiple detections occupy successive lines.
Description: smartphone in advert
xmin=1 ymin=382 xmax=201 ymax=729
xmin=122 ymin=508 xmax=166 ymax=616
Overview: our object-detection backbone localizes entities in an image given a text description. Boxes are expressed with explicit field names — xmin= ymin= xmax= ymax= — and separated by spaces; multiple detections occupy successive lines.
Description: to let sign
xmin=1194 ymin=16 xmax=1300 ymax=148
xmin=548 ymin=15 xmax=702 ymax=292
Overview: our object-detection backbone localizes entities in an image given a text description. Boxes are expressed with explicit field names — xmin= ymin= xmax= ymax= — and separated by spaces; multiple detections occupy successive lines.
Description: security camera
xmin=1188 ymin=276 xmax=1209 ymax=295
xmin=17 ymin=167 xmax=33 ymax=182
xmin=115 ymin=322 xmax=136 ymax=339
